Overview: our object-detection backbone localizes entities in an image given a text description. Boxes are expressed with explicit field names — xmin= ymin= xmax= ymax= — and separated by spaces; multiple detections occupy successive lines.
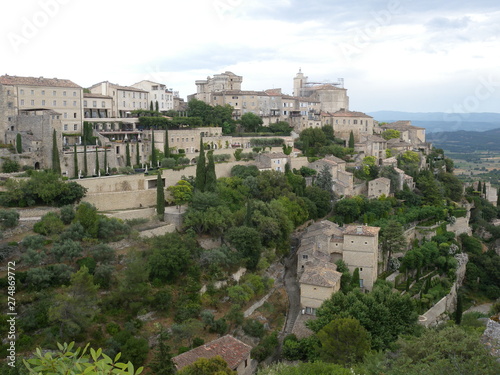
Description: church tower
xmin=293 ymin=68 xmax=307 ymax=97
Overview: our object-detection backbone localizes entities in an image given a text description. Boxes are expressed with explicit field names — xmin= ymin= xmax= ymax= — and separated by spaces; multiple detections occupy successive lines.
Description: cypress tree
xmin=205 ymin=150 xmax=217 ymax=192
xmin=195 ymin=138 xmax=206 ymax=192
xmin=151 ymin=130 xmax=157 ymax=167
xmin=164 ymin=130 xmax=170 ymax=158
xmin=73 ymin=144 xmax=78 ymax=178
xmin=455 ymin=292 xmax=463 ymax=325
xmin=125 ymin=142 xmax=131 ymax=167
xmin=350 ymin=268 xmax=360 ymax=290
xmin=95 ymin=146 xmax=100 ymax=175
xmin=156 ymin=172 xmax=165 ymax=220
xmin=483 ymin=182 xmax=487 ymax=195
xmin=155 ymin=100 xmax=159 ymax=112
xmin=136 ymin=141 xmax=140 ymax=166
xmin=83 ymin=142 xmax=88 ymax=177
xmin=52 ymin=129 xmax=61 ymax=174
xmin=477 ymin=181 xmax=482 ymax=193
xmin=150 ymin=101 xmax=154 ymax=112
xmin=348 ymin=130 xmax=355 ymax=149
xmin=16 ymin=133 xmax=22 ymax=153
xmin=104 ymin=144 xmax=108 ymax=174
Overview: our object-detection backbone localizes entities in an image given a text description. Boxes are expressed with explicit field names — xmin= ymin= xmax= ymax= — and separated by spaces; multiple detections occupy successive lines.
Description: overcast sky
xmin=2 ymin=0 xmax=500 ymax=113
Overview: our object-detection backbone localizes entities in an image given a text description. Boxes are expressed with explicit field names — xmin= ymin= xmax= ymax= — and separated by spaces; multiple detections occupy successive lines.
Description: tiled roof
xmin=299 ymin=264 xmax=341 ymax=287
xmin=370 ymin=177 xmax=391 ymax=185
xmin=344 ymin=225 xmax=380 ymax=237
xmin=172 ymin=335 xmax=251 ymax=371
xmin=330 ymin=109 xmax=372 ymax=118
xmin=306 ymin=83 xmax=344 ymax=91
xmin=265 ymin=88 xmax=283 ymax=96
xmin=216 ymin=90 xmax=267 ymax=96
xmin=381 ymin=121 xmax=425 ymax=130
xmin=0 ymin=75 xmax=81 ymax=88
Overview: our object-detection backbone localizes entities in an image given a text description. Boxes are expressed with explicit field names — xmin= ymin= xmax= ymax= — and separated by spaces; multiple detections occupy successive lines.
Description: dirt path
xmin=283 ymin=241 xmax=300 ymax=334
xmin=465 ymin=303 xmax=493 ymax=315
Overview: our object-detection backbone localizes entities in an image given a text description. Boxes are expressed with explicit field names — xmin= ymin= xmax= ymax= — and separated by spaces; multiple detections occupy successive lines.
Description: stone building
xmin=255 ymin=152 xmax=290 ymax=172
xmin=0 ymin=74 xmax=83 ymax=136
xmin=131 ymin=80 xmax=174 ymax=112
xmin=89 ymin=81 xmax=149 ymax=118
xmin=368 ymin=177 xmax=391 ymax=198
xmin=321 ymin=109 xmax=375 ymax=141
xmin=309 ymin=155 xmax=354 ymax=196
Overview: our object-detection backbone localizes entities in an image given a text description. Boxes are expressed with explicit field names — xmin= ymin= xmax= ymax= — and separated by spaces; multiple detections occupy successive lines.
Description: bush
xmin=59 ymin=205 xmax=75 ymax=224
xmin=161 ymin=158 xmax=176 ymax=168
xmin=90 ymin=243 xmax=116 ymax=264
xmin=0 ymin=209 xmax=19 ymax=229
xmin=51 ymin=239 xmax=83 ymax=262
xmin=33 ymin=212 xmax=65 ymax=236
xmin=243 ymin=319 xmax=265 ymax=338
xmin=2 ymin=158 xmax=20 ymax=173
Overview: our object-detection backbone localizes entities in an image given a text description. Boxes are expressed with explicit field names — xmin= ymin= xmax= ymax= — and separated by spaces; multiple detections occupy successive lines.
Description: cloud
xmin=426 ymin=16 xmax=471 ymax=30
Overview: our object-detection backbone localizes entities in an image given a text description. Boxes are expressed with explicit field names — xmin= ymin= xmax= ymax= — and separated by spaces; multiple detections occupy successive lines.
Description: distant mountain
xmin=427 ymin=128 xmax=500 ymax=152
xmin=368 ymin=111 xmax=500 ymax=133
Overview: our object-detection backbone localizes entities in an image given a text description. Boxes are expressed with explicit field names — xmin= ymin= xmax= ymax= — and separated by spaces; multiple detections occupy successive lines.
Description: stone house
xmin=309 ymin=155 xmax=354 ymax=196
xmin=172 ymin=335 xmax=254 ymax=375
xmin=296 ymin=221 xmax=381 ymax=314
xmin=368 ymin=177 xmax=391 ymax=198
xmin=89 ymin=81 xmax=149 ymax=118
xmin=255 ymin=152 xmax=290 ymax=172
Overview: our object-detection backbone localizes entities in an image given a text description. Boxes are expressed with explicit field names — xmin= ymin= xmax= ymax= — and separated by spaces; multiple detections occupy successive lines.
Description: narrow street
xmin=283 ymin=239 xmax=301 ymax=334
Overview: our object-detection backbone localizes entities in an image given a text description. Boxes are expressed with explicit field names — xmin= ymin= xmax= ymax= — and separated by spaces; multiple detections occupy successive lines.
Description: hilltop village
xmin=1 ymin=71 xmax=500 ymax=374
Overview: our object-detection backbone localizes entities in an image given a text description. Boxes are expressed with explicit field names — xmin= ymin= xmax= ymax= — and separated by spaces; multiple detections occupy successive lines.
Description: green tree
xmin=167 ymin=180 xmax=193 ymax=211
xmin=380 ymin=220 xmax=406 ymax=271
xmin=316 ymin=317 xmax=371 ymax=365
xmin=226 ymin=226 xmax=262 ymax=270
xmin=149 ymin=326 xmax=175 ymax=375
xmin=177 ymin=356 xmax=235 ymax=375
xmin=315 ymin=165 xmax=333 ymax=194
xmin=95 ymin=145 xmax=100 ymax=175
xmin=74 ymin=202 xmax=99 ymax=238
xmin=48 ymin=266 xmax=99 ymax=340
xmin=136 ymin=141 xmax=140 ymax=166
xmin=156 ymin=173 xmax=165 ymax=219
xmin=126 ymin=142 xmax=131 ymax=167
xmin=348 ymin=130 xmax=355 ymax=148
xmin=83 ymin=142 xmax=88 ymax=177
xmin=195 ymin=138 xmax=206 ymax=192
xmin=155 ymin=100 xmax=159 ymax=112
xmin=52 ymin=129 xmax=61 ymax=174
xmin=24 ymin=342 xmax=143 ymax=375
xmin=477 ymin=180 xmax=482 ymax=193
xmin=164 ymin=129 xmax=170 ymax=158
xmin=381 ymin=129 xmax=401 ymax=140
xmin=104 ymin=143 xmax=108 ymax=173
xmin=240 ymin=112 xmax=263 ymax=133
xmin=73 ymin=144 xmax=78 ymax=178
xmin=350 ymin=268 xmax=360 ymax=290
xmin=1 ymin=158 xmax=20 ymax=173
xmin=455 ymin=292 xmax=463 ymax=325
xmin=257 ymin=362 xmax=351 ymax=375
xmin=150 ymin=101 xmax=154 ymax=111
xmin=33 ymin=211 xmax=65 ymax=236
xmin=151 ymin=130 xmax=157 ymax=167
xmin=16 ymin=133 xmax=22 ymax=153
xmin=205 ymin=151 xmax=217 ymax=192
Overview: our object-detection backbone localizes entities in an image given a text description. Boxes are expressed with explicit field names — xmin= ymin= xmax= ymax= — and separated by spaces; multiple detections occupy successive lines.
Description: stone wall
xmin=104 ymin=208 xmax=156 ymax=220
xmin=139 ymin=224 xmax=176 ymax=238
xmin=447 ymin=216 xmax=472 ymax=236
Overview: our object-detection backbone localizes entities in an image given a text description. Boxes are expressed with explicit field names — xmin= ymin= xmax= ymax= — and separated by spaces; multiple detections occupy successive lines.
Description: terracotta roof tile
xmin=299 ymin=264 xmax=341 ymax=287
xmin=330 ymin=109 xmax=372 ymax=118
xmin=343 ymin=225 xmax=380 ymax=237
xmin=172 ymin=335 xmax=251 ymax=371
xmin=0 ymin=75 xmax=81 ymax=88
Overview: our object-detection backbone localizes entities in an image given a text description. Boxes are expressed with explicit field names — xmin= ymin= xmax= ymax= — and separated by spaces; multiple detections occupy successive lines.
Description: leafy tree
xmin=350 ymin=268 xmax=360 ymax=290
xmin=1 ymin=158 xmax=20 ymax=173
xmin=348 ymin=130 xmax=355 ymax=148
xmin=226 ymin=226 xmax=262 ymax=271
xmin=177 ymin=356 xmax=235 ymax=375
xmin=195 ymin=138 xmax=206 ymax=192
xmin=304 ymin=186 xmax=331 ymax=218
xmin=156 ymin=173 xmax=165 ymax=219
xmin=380 ymin=220 xmax=406 ymax=271
xmin=381 ymin=129 xmax=401 ymax=140
xmin=167 ymin=180 xmax=193 ymax=211
xmin=48 ymin=266 xmax=99 ymax=340
xmin=74 ymin=202 xmax=99 ymax=237
xmin=52 ymin=129 xmax=61 ymax=174
xmin=33 ymin=211 xmax=64 ymax=236
xmin=16 ymin=133 xmax=22 ymax=153
xmin=205 ymin=151 xmax=217 ymax=192
xmin=0 ymin=209 xmax=19 ymax=229
xmin=23 ymin=342 xmax=143 ymax=375
xmin=240 ymin=112 xmax=263 ymax=132
xmin=316 ymin=317 xmax=371 ymax=365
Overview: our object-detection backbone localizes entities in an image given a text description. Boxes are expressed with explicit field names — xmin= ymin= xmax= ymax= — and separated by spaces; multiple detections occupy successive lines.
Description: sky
xmin=1 ymin=0 xmax=500 ymax=113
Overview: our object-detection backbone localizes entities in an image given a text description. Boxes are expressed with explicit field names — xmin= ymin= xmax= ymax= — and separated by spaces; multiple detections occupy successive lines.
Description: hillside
xmin=427 ymin=128 xmax=500 ymax=152
xmin=368 ymin=111 xmax=500 ymax=133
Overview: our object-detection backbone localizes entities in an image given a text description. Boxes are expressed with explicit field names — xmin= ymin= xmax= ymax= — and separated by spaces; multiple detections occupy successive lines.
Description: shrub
xmin=34 ymin=212 xmax=65 ymax=236
xmin=59 ymin=205 xmax=75 ymax=224
xmin=243 ymin=319 xmax=265 ymax=338
xmin=2 ymin=158 xmax=20 ymax=173
xmin=0 ymin=209 xmax=19 ymax=229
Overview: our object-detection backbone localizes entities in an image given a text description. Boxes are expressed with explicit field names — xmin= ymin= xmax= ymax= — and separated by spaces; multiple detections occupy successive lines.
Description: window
xmin=133 ymin=102 xmax=135 ymax=108
xmin=7 ymin=102 xmax=12 ymax=108
xmin=364 ymin=241 xmax=368 ymax=245
xmin=64 ymin=113 xmax=67 ymax=119
xmin=20 ymin=89 xmax=24 ymax=95
xmin=351 ymin=240 xmax=354 ymax=244
xmin=123 ymin=101 xmax=125 ymax=107
xmin=102 ymin=101 xmax=105 ymax=108
xmin=93 ymin=101 xmax=97 ymax=108
xmin=73 ymin=91 xmax=76 ymax=97
xmin=64 ymin=124 xmax=68 ymax=131
xmin=53 ymin=100 xmax=57 ymax=105
xmin=63 ymin=101 xmax=67 ymax=106
xmin=73 ymin=101 xmax=77 ymax=106
xmin=122 ymin=92 xmax=125 ymax=98
xmin=302 ymin=254 xmax=308 ymax=259
xmin=30 ymin=90 xmax=34 ymax=95
xmin=7 ymin=90 xmax=10 ymax=95
xmin=20 ymin=99 xmax=24 ymax=105
xmin=133 ymin=92 xmax=135 ymax=99
xmin=359 ymin=279 xmax=364 ymax=288
xmin=53 ymin=91 xmax=56 ymax=96
xmin=74 ymin=124 xmax=77 ymax=130
xmin=30 ymin=100 xmax=34 ymax=105
xmin=42 ymin=100 xmax=45 ymax=105
xmin=63 ymin=91 xmax=67 ymax=96
xmin=84 ymin=100 xmax=87 ymax=107
xmin=171 ymin=138 xmax=174 ymax=142
xmin=74 ymin=113 xmax=77 ymax=118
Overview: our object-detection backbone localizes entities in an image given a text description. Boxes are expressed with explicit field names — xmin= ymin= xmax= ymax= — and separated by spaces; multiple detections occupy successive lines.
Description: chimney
xmin=356 ymin=226 xmax=363 ymax=235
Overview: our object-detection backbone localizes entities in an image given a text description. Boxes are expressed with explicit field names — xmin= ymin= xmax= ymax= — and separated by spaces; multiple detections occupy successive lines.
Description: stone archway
xmin=34 ymin=162 xmax=40 ymax=170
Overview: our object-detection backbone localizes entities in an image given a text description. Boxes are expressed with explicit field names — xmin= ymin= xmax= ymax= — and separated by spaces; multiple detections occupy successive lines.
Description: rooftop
xmin=330 ymin=109 xmax=372 ymax=118
xmin=381 ymin=121 xmax=425 ymax=130
xmin=299 ymin=264 xmax=342 ymax=287
xmin=0 ymin=75 xmax=81 ymax=88
xmin=343 ymin=225 xmax=380 ymax=237
xmin=172 ymin=335 xmax=251 ymax=371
